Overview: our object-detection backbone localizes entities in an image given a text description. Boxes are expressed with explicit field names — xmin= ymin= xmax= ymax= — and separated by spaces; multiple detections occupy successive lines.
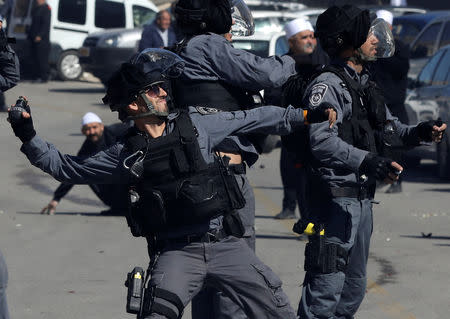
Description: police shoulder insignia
xmin=309 ymin=83 xmax=328 ymax=107
xmin=195 ymin=106 xmax=220 ymax=115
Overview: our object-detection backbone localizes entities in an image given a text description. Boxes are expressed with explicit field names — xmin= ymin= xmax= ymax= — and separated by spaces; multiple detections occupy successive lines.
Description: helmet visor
xmin=132 ymin=48 xmax=186 ymax=80
xmin=368 ymin=18 xmax=395 ymax=58
xmin=230 ymin=0 xmax=254 ymax=36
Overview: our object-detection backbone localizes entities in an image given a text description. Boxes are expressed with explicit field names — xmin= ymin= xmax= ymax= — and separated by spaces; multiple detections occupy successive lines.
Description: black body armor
xmin=169 ymin=37 xmax=267 ymax=153
xmin=124 ymin=111 xmax=246 ymax=237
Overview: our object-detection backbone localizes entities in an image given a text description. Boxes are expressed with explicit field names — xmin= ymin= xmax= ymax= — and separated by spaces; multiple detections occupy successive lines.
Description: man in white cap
xmin=40 ymin=112 xmax=130 ymax=215
xmin=371 ymin=9 xmax=410 ymax=193
xmin=284 ymin=18 xmax=317 ymax=58
xmin=270 ymin=18 xmax=329 ymax=220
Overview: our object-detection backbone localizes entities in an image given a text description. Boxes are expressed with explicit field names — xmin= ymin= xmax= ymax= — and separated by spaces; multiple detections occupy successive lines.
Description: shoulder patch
xmin=195 ymin=106 xmax=221 ymax=115
xmin=309 ymin=83 xmax=328 ymax=107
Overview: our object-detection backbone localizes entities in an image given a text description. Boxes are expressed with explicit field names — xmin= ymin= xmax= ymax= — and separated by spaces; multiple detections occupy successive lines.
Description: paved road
xmin=0 ymin=80 xmax=449 ymax=319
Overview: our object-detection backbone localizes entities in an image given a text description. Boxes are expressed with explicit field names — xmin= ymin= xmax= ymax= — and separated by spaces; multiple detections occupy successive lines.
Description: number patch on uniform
xmin=309 ymin=84 xmax=328 ymax=107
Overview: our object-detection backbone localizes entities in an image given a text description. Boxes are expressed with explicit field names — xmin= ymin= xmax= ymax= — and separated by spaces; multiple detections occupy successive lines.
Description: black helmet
xmin=174 ymin=0 xmax=232 ymax=35
xmin=315 ymin=5 xmax=370 ymax=57
xmin=103 ymin=49 xmax=185 ymax=120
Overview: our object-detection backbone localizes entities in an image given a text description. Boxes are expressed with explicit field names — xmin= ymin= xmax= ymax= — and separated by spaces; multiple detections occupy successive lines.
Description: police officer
xmin=295 ymin=6 xmax=447 ymax=319
xmin=27 ymin=0 xmax=51 ymax=83
xmin=0 ymin=13 xmax=19 ymax=319
xmin=171 ymin=2 xmax=299 ymax=316
xmin=40 ymin=112 xmax=130 ymax=215
xmin=0 ymin=16 xmax=19 ymax=112
xmin=8 ymin=48 xmax=336 ymax=319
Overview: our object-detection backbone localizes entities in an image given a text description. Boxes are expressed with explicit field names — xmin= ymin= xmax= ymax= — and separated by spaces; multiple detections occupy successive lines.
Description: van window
xmin=411 ymin=23 xmax=442 ymax=58
xmin=432 ymin=49 xmax=450 ymax=86
xmin=58 ymin=0 xmax=87 ymax=25
xmin=438 ymin=22 xmax=450 ymax=49
xmin=95 ymin=0 xmax=125 ymax=28
xmin=13 ymin=0 xmax=31 ymax=18
xmin=133 ymin=5 xmax=156 ymax=27
xmin=417 ymin=49 xmax=444 ymax=86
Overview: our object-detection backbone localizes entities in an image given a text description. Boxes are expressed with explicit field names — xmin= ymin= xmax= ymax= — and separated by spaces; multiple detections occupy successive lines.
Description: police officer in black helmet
xmin=171 ymin=1 xmax=299 ymax=317
xmin=296 ymin=5 xmax=447 ymax=318
xmin=8 ymin=48 xmax=339 ymax=319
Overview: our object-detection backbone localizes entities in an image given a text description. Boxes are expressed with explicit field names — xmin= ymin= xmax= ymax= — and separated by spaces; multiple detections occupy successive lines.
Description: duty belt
xmin=330 ymin=187 xmax=372 ymax=200
xmin=157 ymin=228 xmax=229 ymax=246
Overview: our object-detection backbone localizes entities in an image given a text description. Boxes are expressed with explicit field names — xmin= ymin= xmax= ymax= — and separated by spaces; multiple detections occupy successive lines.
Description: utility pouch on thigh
xmin=222 ymin=210 xmax=245 ymax=238
xmin=304 ymin=231 xmax=349 ymax=273
xmin=177 ymin=176 xmax=228 ymax=223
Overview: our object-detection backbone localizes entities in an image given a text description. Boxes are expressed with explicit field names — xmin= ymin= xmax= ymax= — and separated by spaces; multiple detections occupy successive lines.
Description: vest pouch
xmin=132 ymin=188 xmax=167 ymax=233
xmin=220 ymin=172 xmax=246 ymax=210
xmin=177 ymin=177 xmax=226 ymax=221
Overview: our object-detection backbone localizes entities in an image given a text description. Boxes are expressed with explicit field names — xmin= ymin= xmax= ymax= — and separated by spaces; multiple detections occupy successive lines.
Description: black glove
xmin=359 ymin=153 xmax=394 ymax=181
xmin=416 ymin=119 xmax=443 ymax=142
xmin=306 ymin=102 xmax=337 ymax=124
xmin=8 ymin=97 xmax=36 ymax=143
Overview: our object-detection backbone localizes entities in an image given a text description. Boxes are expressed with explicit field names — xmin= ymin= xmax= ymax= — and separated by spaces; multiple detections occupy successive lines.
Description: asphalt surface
xmin=0 ymin=80 xmax=449 ymax=319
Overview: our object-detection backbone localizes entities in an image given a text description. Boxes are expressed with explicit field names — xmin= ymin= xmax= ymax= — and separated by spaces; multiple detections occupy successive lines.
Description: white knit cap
xmin=81 ymin=112 xmax=102 ymax=126
xmin=284 ymin=18 xmax=314 ymax=40
xmin=376 ymin=9 xmax=394 ymax=25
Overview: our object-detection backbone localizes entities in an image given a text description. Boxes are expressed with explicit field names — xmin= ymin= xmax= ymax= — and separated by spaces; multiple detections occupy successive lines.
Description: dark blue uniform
xmin=298 ymin=60 xmax=420 ymax=319
xmin=20 ymin=105 xmax=306 ymax=319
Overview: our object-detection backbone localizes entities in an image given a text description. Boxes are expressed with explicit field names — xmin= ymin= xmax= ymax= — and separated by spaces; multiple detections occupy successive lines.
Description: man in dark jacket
xmin=138 ymin=10 xmax=177 ymax=51
xmin=371 ymin=9 xmax=410 ymax=193
xmin=27 ymin=0 xmax=51 ymax=82
xmin=40 ymin=112 xmax=130 ymax=215
xmin=264 ymin=18 xmax=329 ymax=220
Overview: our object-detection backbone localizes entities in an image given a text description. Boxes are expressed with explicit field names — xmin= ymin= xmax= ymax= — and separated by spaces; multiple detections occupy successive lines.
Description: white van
xmin=7 ymin=0 xmax=158 ymax=80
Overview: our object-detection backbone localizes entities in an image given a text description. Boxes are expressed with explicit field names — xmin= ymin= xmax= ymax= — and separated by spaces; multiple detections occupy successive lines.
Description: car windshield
xmin=233 ymin=40 xmax=269 ymax=57
xmin=254 ymin=18 xmax=282 ymax=33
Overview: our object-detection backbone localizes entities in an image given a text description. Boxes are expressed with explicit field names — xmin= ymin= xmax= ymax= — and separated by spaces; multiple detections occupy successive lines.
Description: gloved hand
xmin=8 ymin=97 xmax=36 ymax=143
xmin=359 ymin=153 xmax=398 ymax=181
xmin=305 ymin=102 xmax=337 ymax=127
xmin=416 ymin=119 xmax=446 ymax=142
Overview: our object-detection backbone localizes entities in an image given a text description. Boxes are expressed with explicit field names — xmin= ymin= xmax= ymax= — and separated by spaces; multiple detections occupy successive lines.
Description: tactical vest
xmin=124 ymin=110 xmax=246 ymax=237
xmin=169 ymin=36 xmax=267 ymax=153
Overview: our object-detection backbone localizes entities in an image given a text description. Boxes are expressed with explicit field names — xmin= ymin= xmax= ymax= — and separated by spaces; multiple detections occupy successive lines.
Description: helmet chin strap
xmin=125 ymin=92 xmax=169 ymax=121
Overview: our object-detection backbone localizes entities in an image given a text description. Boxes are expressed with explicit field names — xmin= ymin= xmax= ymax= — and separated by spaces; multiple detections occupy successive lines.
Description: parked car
xmin=232 ymin=31 xmax=289 ymax=58
xmin=397 ymin=11 xmax=450 ymax=80
xmin=244 ymin=0 xmax=306 ymax=12
xmin=8 ymin=0 xmax=157 ymax=80
xmin=404 ymin=45 xmax=450 ymax=179
xmin=80 ymin=27 xmax=142 ymax=84
xmin=252 ymin=8 xmax=325 ymax=33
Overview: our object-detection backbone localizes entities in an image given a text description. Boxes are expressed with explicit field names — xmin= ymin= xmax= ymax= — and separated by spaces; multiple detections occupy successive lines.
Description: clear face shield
xmin=230 ymin=0 xmax=255 ymax=36
xmin=367 ymin=18 xmax=395 ymax=59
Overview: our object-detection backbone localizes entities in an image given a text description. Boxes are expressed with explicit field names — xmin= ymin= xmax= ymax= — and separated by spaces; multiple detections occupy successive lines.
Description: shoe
xmin=274 ymin=208 xmax=296 ymax=219
xmin=385 ymin=182 xmax=402 ymax=194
